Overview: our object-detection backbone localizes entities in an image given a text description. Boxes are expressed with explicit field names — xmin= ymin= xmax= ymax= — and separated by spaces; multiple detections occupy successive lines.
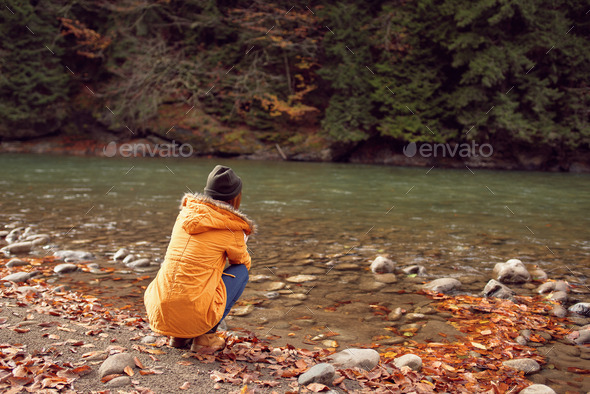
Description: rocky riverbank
xmin=2 ymin=129 xmax=589 ymax=173
xmin=1 ymin=224 xmax=590 ymax=392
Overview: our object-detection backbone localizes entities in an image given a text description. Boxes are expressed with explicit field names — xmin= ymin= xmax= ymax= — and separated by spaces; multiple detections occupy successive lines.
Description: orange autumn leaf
xmin=101 ymin=374 xmax=122 ymax=383
xmin=123 ymin=365 xmax=134 ymax=376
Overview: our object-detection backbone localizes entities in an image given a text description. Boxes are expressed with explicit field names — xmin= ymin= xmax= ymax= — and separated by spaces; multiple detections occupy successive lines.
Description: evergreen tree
xmin=0 ymin=2 xmax=70 ymax=139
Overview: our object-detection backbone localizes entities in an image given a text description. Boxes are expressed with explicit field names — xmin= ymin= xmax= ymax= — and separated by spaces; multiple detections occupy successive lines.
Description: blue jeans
xmin=209 ymin=264 xmax=249 ymax=332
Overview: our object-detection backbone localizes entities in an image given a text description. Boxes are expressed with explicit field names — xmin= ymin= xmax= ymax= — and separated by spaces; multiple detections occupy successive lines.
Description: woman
xmin=144 ymin=165 xmax=255 ymax=352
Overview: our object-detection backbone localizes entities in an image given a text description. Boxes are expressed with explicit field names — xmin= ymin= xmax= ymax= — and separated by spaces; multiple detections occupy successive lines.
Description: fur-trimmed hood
xmin=179 ymin=193 xmax=256 ymax=235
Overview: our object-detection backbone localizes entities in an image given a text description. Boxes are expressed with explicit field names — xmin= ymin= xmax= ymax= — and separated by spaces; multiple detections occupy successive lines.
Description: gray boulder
xmin=328 ymin=348 xmax=380 ymax=371
xmin=298 ymin=363 xmax=335 ymax=386
xmin=98 ymin=353 xmax=136 ymax=379
xmin=482 ymin=279 xmax=515 ymax=300
xmin=393 ymin=354 xmax=422 ymax=371
xmin=423 ymin=278 xmax=462 ymax=294
xmin=493 ymin=259 xmax=531 ymax=284
xmin=569 ymin=302 xmax=590 ymax=317
xmin=519 ymin=384 xmax=556 ymax=394
xmin=54 ymin=263 xmax=78 ymax=274
xmin=54 ymin=250 xmax=94 ymax=262
xmin=502 ymin=358 xmax=540 ymax=374
xmin=370 ymin=256 xmax=395 ymax=274
xmin=1 ymin=241 xmax=33 ymax=255
xmin=1 ymin=272 xmax=31 ymax=283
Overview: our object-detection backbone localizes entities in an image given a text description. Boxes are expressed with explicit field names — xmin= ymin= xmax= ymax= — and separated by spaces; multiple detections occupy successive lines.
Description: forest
xmin=1 ymin=0 xmax=589 ymax=164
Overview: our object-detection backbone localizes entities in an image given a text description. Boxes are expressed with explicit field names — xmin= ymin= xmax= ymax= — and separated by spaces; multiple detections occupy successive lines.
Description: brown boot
xmin=168 ymin=337 xmax=191 ymax=348
xmin=190 ymin=333 xmax=225 ymax=353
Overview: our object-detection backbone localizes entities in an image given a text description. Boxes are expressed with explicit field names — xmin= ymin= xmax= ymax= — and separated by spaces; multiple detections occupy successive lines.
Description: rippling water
xmin=1 ymin=153 xmax=589 ymax=345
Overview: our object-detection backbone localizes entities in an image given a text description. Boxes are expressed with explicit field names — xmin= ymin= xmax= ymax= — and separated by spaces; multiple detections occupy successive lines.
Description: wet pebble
xmin=1 ymin=272 xmax=31 ymax=283
xmin=106 ymin=376 xmax=131 ymax=388
xmin=493 ymin=259 xmax=531 ymax=284
xmin=231 ymin=304 xmax=254 ymax=316
xmin=54 ymin=250 xmax=94 ymax=261
xmin=250 ymin=274 xmax=271 ymax=282
xmin=334 ymin=263 xmax=360 ymax=270
xmin=388 ymin=307 xmax=403 ymax=321
xmin=568 ymin=302 xmax=590 ymax=317
xmin=264 ymin=291 xmax=280 ymax=300
xmin=113 ymin=248 xmax=130 ymax=261
xmin=359 ymin=280 xmax=386 ymax=291
xmin=286 ymin=275 xmax=317 ymax=283
xmin=30 ymin=235 xmax=50 ymax=246
xmin=54 ymin=263 xmax=78 ymax=274
xmin=374 ymin=273 xmax=397 ymax=284
xmin=122 ymin=254 xmax=136 ymax=265
xmin=423 ymin=278 xmax=462 ymax=294
xmin=370 ymin=256 xmax=395 ymax=274
xmin=482 ymin=279 xmax=514 ymax=300
xmin=1 ymin=241 xmax=33 ymax=255
xmin=404 ymin=313 xmax=425 ymax=322
xmin=6 ymin=258 xmax=28 ymax=268
xmin=529 ymin=267 xmax=548 ymax=281
xmin=401 ymin=265 xmax=427 ymax=276
xmin=140 ymin=335 xmax=157 ymax=344
xmin=548 ymin=291 xmax=568 ymax=303
xmin=287 ymin=293 xmax=308 ymax=300
xmin=550 ymin=305 xmax=567 ymax=318
xmin=266 ymin=282 xmax=286 ymax=291
xmin=127 ymin=259 xmax=150 ymax=269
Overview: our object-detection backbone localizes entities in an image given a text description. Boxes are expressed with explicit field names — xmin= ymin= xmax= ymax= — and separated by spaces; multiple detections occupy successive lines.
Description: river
xmin=1 ymin=153 xmax=589 ymax=347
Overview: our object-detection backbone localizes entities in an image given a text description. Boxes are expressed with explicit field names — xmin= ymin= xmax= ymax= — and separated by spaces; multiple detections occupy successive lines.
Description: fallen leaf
xmin=124 ymin=365 xmax=134 ymax=376
xmin=101 ymin=374 xmax=122 ymax=383
xmin=179 ymin=381 xmax=190 ymax=390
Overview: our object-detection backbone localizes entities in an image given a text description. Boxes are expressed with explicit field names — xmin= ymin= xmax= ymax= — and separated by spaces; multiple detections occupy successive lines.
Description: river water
xmin=1 ymin=153 xmax=589 ymax=347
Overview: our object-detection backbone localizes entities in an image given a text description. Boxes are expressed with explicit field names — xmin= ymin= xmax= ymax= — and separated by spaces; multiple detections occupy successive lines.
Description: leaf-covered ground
xmin=0 ymin=258 xmax=588 ymax=393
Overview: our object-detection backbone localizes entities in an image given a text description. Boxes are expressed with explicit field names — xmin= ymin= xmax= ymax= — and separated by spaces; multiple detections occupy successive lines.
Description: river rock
xmin=287 ymin=293 xmax=308 ymax=300
xmin=569 ymin=302 xmax=590 ymax=317
xmin=140 ymin=335 xmax=157 ymax=344
xmin=1 ymin=241 xmax=33 ymax=255
xmin=264 ymin=291 xmax=280 ymax=299
xmin=106 ymin=376 xmax=131 ymax=388
xmin=1 ymin=272 xmax=31 ymax=283
xmin=122 ymin=254 xmax=136 ymax=264
xmin=537 ymin=280 xmax=569 ymax=294
xmin=423 ymin=278 xmax=462 ymax=294
xmin=54 ymin=263 xmax=78 ymax=274
xmin=393 ymin=354 xmax=422 ymax=371
xmin=482 ymin=279 xmax=515 ymax=300
xmin=549 ymin=291 xmax=568 ymax=303
xmin=401 ymin=265 xmax=427 ymax=276
xmin=529 ymin=267 xmax=548 ymax=281
xmin=388 ymin=307 xmax=403 ymax=321
xmin=5 ymin=228 xmax=23 ymax=243
xmin=519 ymin=384 xmax=557 ymax=394
xmin=250 ymin=274 xmax=271 ymax=282
xmin=550 ymin=304 xmax=567 ymax=318
xmin=6 ymin=258 xmax=28 ymax=268
xmin=370 ymin=256 xmax=395 ymax=274
xmin=30 ymin=235 xmax=50 ymax=246
xmin=127 ymin=258 xmax=150 ymax=269
xmin=113 ymin=248 xmax=130 ymax=261
xmin=359 ymin=279 xmax=386 ymax=291
xmin=286 ymin=275 xmax=317 ymax=283
xmin=267 ymin=281 xmax=286 ymax=291
xmin=502 ymin=358 xmax=540 ymax=374
xmin=231 ymin=304 xmax=254 ymax=316
xmin=404 ymin=313 xmax=425 ymax=322
xmin=328 ymin=348 xmax=380 ymax=371
xmin=298 ymin=363 xmax=335 ymax=386
xmin=54 ymin=250 xmax=94 ymax=262
xmin=335 ymin=263 xmax=361 ymax=270
xmin=493 ymin=259 xmax=531 ymax=284
xmin=568 ymin=330 xmax=590 ymax=345
xmin=374 ymin=273 xmax=397 ymax=284
xmin=98 ymin=352 xmax=136 ymax=379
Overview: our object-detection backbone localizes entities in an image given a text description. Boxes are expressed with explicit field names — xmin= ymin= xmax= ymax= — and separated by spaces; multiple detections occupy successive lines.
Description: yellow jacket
xmin=144 ymin=194 xmax=255 ymax=338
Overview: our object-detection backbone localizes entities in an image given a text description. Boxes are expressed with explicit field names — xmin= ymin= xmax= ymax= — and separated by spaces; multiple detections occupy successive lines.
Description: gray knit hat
xmin=204 ymin=165 xmax=243 ymax=201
